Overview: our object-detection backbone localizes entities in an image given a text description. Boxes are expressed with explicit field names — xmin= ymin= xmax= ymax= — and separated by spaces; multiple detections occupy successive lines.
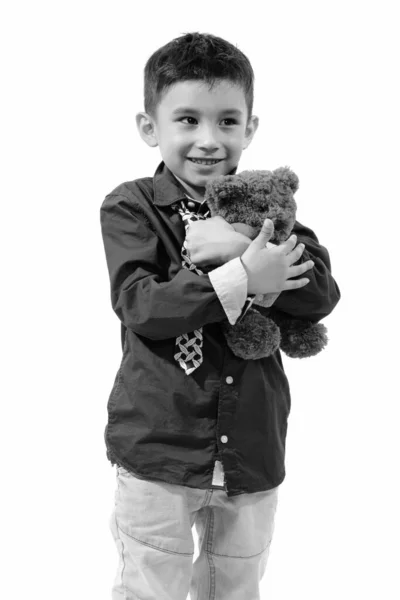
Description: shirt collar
xmin=153 ymin=160 xmax=238 ymax=207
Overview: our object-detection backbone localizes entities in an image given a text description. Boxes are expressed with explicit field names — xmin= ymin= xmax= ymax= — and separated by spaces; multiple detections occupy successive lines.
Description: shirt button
xmin=221 ymin=435 xmax=228 ymax=443
xmin=225 ymin=376 xmax=233 ymax=384
xmin=187 ymin=201 xmax=196 ymax=209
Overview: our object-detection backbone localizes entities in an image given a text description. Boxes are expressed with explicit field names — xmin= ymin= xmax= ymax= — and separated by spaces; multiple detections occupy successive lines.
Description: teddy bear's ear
xmin=273 ymin=167 xmax=299 ymax=193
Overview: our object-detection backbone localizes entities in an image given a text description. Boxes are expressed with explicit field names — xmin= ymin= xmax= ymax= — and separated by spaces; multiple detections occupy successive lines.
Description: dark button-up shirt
xmin=100 ymin=161 xmax=341 ymax=497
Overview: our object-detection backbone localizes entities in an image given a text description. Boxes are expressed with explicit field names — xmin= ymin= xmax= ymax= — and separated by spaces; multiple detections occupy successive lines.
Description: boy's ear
xmin=136 ymin=112 xmax=159 ymax=148
xmin=242 ymin=115 xmax=259 ymax=150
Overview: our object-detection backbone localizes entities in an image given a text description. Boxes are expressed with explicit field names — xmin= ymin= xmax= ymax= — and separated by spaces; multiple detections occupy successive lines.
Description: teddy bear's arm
xmin=271 ymin=220 xmax=341 ymax=322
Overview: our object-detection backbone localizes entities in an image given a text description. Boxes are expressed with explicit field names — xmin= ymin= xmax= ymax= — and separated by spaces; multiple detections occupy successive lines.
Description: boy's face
xmin=137 ymin=79 xmax=259 ymax=201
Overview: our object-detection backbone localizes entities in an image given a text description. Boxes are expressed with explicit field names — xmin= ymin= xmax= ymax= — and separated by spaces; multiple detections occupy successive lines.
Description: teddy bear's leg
xmin=221 ymin=309 xmax=281 ymax=360
xmin=273 ymin=313 xmax=329 ymax=358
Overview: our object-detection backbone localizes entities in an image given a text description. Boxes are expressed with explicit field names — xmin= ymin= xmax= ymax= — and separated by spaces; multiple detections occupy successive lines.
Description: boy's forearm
xmin=202 ymin=223 xmax=340 ymax=323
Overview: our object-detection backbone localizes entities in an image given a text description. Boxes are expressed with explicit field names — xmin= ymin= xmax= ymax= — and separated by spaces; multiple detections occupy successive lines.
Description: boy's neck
xmin=172 ymin=173 xmax=206 ymax=204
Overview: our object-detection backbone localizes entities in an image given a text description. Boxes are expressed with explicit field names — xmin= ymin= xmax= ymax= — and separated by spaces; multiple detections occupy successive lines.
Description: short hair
xmin=144 ymin=32 xmax=255 ymax=123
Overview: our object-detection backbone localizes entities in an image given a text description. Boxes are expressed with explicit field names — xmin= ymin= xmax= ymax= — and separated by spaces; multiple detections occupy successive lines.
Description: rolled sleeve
xmin=209 ymin=257 xmax=248 ymax=325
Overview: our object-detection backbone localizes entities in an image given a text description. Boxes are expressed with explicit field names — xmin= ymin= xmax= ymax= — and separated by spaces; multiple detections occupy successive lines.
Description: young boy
xmin=100 ymin=32 xmax=340 ymax=600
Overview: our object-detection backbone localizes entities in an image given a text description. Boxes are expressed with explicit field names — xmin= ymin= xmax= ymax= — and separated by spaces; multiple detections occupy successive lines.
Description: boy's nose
xmin=196 ymin=138 xmax=220 ymax=152
xmin=196 ymin=126 xmax=220 ymax=150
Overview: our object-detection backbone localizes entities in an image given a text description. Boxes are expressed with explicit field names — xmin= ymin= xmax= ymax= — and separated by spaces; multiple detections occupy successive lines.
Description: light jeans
xmin=109 ymin=466 xmax=279 ymax=600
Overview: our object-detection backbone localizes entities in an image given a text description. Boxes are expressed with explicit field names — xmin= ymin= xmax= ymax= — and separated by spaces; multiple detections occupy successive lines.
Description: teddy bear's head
xmin=204 ymin=167 xmax=299 ymax=243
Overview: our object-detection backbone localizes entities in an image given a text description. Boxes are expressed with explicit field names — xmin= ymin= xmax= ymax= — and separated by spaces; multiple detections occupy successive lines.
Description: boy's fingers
xmin=280 ymin=234 xmax=298 ymax=254
xmin=287 ymin=242 xmax=305 ymax=263
xmin=251 ymin=219 xmax=274 ymax=250
xmin=209 ymin=216 xmax=235 ymax=229
xmin=287 ymin=260 xmax=314 ymax=279
xmin=282 ymin=277 xmax=310 ymax=290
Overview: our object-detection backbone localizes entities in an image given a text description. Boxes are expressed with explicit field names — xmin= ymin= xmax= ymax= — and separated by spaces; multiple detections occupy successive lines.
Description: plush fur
xmin=222 ymin=309 xmax=281 ymax=360
xmin=203 ymin=167 xmax=328 ymax=360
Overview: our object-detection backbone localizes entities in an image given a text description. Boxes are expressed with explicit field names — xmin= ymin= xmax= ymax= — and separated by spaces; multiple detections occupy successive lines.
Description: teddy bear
xmin=198 ymin=166 xmax=329 ymax=360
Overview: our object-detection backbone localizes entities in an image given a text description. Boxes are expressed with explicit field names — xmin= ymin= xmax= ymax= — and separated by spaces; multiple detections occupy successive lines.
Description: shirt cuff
xmin=209 ymin=257 xmax=248 ymax=325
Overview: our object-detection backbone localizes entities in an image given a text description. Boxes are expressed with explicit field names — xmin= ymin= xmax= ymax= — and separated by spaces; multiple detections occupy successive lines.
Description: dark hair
xmin=144 ymin=32 xmax=255 ymax=123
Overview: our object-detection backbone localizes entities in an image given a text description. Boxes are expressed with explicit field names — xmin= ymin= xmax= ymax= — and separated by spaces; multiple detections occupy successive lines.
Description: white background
xmin=1 ymin=1 xmax=399 ymax=598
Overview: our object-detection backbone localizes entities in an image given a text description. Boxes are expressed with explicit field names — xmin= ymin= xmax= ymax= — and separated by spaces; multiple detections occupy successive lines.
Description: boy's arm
xmin=262 ymin=220 xmax=340 ymax=321
xmin=100 ymin=194 xmax=228 ymax=340
xmin=182 ymin=215 xmax=338 ymax=324
xmin=202 ymin=218 xmax=340 ymax=330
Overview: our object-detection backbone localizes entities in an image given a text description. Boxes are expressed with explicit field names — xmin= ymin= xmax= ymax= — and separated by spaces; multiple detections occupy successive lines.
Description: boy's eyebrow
xmin=171 ymin=107 xmax=243 ymax=116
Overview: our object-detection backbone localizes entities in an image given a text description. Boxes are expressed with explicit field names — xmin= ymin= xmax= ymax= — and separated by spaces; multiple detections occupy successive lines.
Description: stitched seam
xmin=204 ymin=539 xmax=272 ymax=560
xmin=199 ymin=489 xmax=213 ymax=509
xmin=205 ymin=509 xmax=216 ymax=600
xmin=117 ymin=525 xmax=194 ymax=557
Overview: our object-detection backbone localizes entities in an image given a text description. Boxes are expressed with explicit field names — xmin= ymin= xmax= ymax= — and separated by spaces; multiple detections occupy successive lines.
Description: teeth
xmin=190 ymin=159 xmax=220 ymax=165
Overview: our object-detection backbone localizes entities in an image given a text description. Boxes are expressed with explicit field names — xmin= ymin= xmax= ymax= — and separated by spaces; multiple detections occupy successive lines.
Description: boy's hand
xmin=185 ymin=216 xmax=252 ymax=267
xmin=241 ymin=219 xmax=314 ymax=295
xmin=231 ymin=222 xmax=258 ymax=239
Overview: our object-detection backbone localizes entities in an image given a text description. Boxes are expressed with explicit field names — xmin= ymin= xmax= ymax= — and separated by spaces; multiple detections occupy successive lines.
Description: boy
xmin=100 ymin=32 xmax=340 ymax=600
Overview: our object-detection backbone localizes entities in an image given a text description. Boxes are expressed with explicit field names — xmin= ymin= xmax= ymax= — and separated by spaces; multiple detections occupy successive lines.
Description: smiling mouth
xmin=188 ymin=158 xmax=223 ymax=165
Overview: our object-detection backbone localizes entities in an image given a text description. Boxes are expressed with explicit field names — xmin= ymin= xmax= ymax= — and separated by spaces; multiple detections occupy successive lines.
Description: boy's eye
xmin=181 ymin=117 xmax=197 ymax=125
xmin=179 ymin=117 xmax=237 ymax=126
